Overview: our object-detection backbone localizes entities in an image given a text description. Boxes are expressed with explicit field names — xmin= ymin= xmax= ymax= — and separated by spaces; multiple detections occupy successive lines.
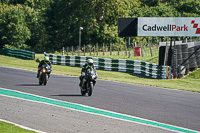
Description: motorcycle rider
xmin=37 ymin=57 xmax=52 ymax=78
xmin=79 ymin=59 xmax=98 ymax=88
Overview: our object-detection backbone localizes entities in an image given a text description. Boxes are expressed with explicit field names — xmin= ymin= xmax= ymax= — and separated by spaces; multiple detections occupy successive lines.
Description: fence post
xmin=84 ymin=44 xmax=85 ymax=56
xmin=90 ymin=44 xmax=91 ymax=55
xmin=140 ymin=41 xmax=143 ymax=57
xmin=96 ymin=43 xmax=98 ymax=55
xmin=72 ymin=46 xmax=74 ymax=56
xmin=67 ymin=47 xmax=69 ymax=56
xmin=125 ymin=41 xmax=127 ymax=56
xmin=76 ymin=46 xmax=78 ymax=56
xmin=128 ymin=37 xmax=131 ymax=58
xmin=148 ymin=40 xmax=153 ymax=57
xmin=185 ymin=38 xmax=188 ymax=43
xmin=103 ymin=43 xmax=105 ymax=56
xmin=62 ymin=47 xmax=65 ymax=55
xmin=94 ymin=45 xmax=95 ymax=55
xmin=118 ymin=42 xmax=119 ymax=55
xmin=132 ymin=41 xmax=135 ymax=57
xmin=110 ymin=43 xmax=112 ymax=55
xmin=78 ymin=45 xmax=80 ymax=56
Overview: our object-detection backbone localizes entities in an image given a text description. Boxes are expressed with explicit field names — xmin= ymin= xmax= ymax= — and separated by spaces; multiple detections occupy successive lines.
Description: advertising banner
xmin=138 ymin=17 xmax=200 ymax=37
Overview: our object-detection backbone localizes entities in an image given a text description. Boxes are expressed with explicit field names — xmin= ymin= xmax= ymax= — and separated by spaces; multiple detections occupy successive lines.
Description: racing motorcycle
xmin=39 ymin=64 xmax=51 ymax=86
xmin=80 ymin=67 xmax=97 ymax=96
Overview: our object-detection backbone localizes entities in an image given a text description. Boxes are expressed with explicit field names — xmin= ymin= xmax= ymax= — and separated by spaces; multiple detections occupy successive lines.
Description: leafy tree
xmin=43 ymin=0 xmax=131 ymax=51
xmin=0 ymin=0 xmax=52 ymax=51
xmin=0 ymin=4 xmax=37 ymax=49
xmin=177 ymin=0 xmax=200 ymax=16
xmin=1 ymin=0 xmax=200 ymax=51
xmin=140 ymin=0 xmax=160 ymax=6
xmin=1 ymin=0 xmax=10 ymax=4
xmin=43 ymin=0 xmax=97 ymax=50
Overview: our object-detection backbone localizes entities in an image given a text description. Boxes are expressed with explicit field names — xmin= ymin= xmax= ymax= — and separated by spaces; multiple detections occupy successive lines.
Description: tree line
xmin=0 ymin=0 xmax=200 ymax=52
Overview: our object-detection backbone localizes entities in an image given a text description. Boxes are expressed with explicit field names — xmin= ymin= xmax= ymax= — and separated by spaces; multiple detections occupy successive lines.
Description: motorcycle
xmin=80 ymin=67 xmax=97 ymax=96
xmin=39 ymin=64 xmax=51 ymax=86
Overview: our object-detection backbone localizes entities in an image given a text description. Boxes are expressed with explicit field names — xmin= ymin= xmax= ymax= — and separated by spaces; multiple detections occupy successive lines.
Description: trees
xmin=0 ymin=0 xmax=50 ymax=50
xmin=0 ymin=0 xmax=199 ymax=51
xmin=0 ymin=4 xmax=32 ymax=49
xmin=177 ymin=0 xmax=200 ymax=17
xmin=44 ymin=0 xmax=131 ymax=49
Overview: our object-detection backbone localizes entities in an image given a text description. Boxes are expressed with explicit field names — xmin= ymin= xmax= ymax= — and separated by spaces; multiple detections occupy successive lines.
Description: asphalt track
xmin=0 ymin=66 xmax=199 ymax=132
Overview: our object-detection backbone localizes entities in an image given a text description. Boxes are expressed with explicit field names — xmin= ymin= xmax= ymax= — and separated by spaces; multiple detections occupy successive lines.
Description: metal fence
xmin=44 ymin=52 xmax=171 ymax=79
xmin=0 ymin=48 xmax=35 ymax=60
xmin=64 ymin=43 xmax=159 ymax=58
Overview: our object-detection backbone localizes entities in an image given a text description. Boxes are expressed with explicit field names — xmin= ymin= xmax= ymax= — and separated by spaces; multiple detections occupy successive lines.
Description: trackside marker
xmin=0 ymin=88 xmax=199 ymax=133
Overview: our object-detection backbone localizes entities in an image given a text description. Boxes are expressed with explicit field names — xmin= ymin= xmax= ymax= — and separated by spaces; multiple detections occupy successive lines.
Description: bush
xmin=3 ymin=44 xmax=31 ymax=50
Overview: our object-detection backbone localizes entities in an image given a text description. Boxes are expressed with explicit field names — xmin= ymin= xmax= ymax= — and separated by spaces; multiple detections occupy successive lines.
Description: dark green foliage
xmin=0 ymin=4 xmax=32 ymax=49
xmin=141 ymin=0 xmax=160 ymax=6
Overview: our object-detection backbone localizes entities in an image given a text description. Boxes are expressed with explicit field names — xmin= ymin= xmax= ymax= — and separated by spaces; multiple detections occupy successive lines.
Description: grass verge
xmin=0 ymin=54 xmax=200 ymax=92
xmin=0 ymin=121 xmax=36 ymax=133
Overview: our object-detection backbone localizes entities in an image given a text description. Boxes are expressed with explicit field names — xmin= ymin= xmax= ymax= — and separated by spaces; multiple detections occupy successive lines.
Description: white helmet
xmin=87 ymin=59 xmax=93 ymax=67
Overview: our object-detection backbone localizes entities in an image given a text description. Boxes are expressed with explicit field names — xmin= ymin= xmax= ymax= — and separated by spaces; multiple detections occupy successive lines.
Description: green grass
xmin=0 ymin=121 xmax=36 ymax=133
xmin=184 ymin=70 xmax=200 ymax=79
xmin=0 ymin=54 xmax=200 ymax=92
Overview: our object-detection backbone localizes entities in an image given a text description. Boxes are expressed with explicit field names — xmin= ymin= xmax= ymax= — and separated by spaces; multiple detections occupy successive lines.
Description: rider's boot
xmin=79 ymin=81 xmax=82 ymax=89
xmin=37 ymin=70 xmax=40 ymax=78
xmin=37 ymin=72 xmax=39 ymax=78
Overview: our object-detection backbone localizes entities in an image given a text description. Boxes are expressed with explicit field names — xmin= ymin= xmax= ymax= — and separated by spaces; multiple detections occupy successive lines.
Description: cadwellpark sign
xmin=138 ymin=17 xmax=200 ymax=37
xmin=142 ymin=24 xmax=188 ymax=32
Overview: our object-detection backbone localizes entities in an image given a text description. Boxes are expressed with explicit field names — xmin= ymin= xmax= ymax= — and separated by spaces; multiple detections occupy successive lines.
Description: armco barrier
xmin=44 ymin=52 xmax=171 ymax=79
xmin=0 ymin=48 xmax=35 ymax=60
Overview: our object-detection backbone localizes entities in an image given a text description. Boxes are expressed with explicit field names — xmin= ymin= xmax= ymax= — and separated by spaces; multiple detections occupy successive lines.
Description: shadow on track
xmin=52 ymin=76 xmax=77 ymax=79
xmin=15 ymin=84 xmax=40 ymax=86
xmin=51 ymin=94 xmax=83 ymax=97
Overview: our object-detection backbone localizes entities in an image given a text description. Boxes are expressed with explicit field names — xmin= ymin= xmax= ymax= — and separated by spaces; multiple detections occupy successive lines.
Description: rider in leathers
xmin=79 ymin=59 xmax=98 ymax=88
xmin=37 ymin=57 xmax=52 ymax=78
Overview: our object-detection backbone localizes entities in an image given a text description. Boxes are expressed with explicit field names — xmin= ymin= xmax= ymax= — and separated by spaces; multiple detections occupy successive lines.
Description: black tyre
xmin=159 ymin=46 xmax=165 ymax=65
xmin=39 ymin=80 xmax=42 ymax=85
xmin=88 ymin=82 xmax=93 ymax=96
xmin=194 ymin=45 xmax=200 ymax=67
xmin=188 ymin=47 xmax=198 ymax=70
xmin=43 ymin=75 xmax=47 ymax=86
xmin=39 ymin=76 xmax=42 ymax=85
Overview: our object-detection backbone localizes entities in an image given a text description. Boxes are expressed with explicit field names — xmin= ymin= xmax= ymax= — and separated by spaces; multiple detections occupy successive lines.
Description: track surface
xmin=0 ymin=67 xmax=200 ymax=132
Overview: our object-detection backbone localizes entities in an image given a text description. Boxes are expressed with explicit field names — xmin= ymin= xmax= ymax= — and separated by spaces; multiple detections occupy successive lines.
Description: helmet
xmin=87 ymin=59 xmax=93 ymax=67
xmin=44 ymin=57 xmax=49 ymax=63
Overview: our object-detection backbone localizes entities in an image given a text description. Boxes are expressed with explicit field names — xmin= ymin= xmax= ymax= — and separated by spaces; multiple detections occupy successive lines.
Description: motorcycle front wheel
xmin=43 ymin=74 xmax=47 ymax=86
xmin=39 ymin=75 xmax=43 ymax=85
xmin=88 ymin=82 xmax=93 ymax=96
